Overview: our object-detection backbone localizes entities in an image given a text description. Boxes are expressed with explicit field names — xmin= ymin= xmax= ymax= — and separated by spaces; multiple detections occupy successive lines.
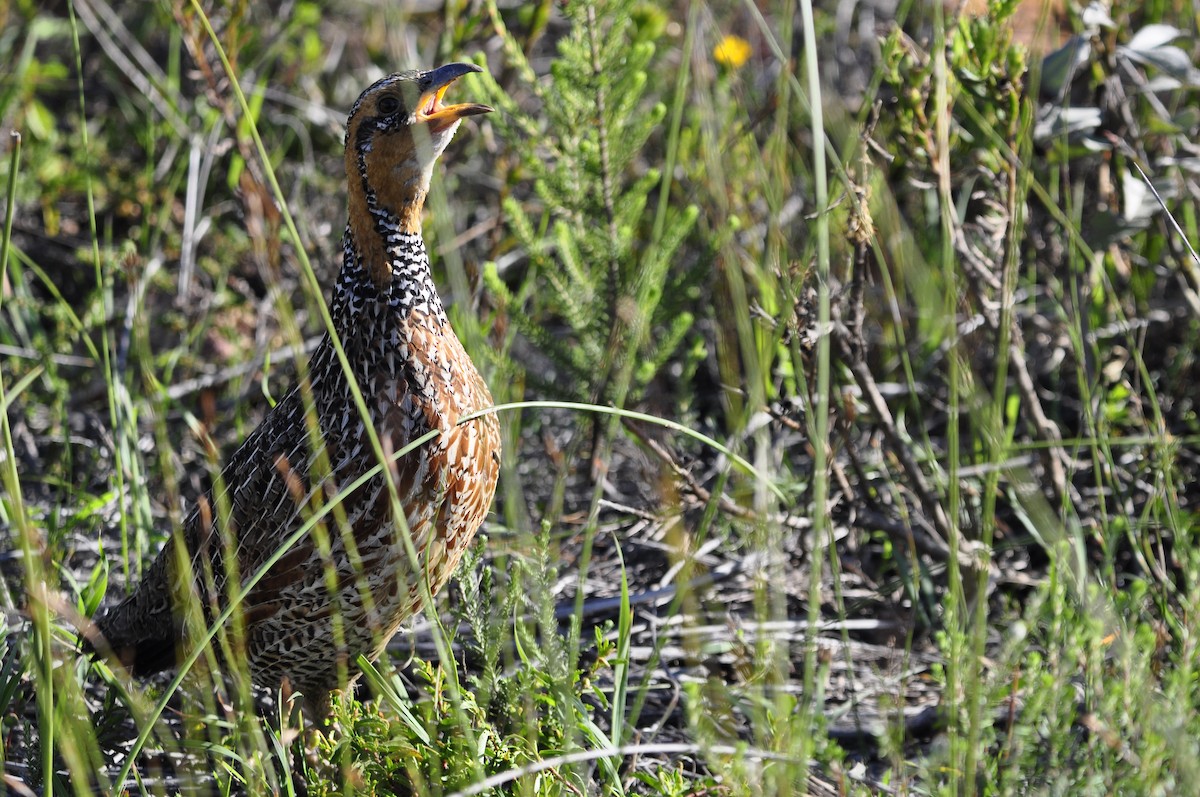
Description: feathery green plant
xmin=478 ymin=0 xmax=699 ymax=408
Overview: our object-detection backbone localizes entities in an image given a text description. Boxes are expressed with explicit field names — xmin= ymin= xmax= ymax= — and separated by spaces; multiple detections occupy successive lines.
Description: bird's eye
xmin=378 ymin=96 xmax=401 ymax=115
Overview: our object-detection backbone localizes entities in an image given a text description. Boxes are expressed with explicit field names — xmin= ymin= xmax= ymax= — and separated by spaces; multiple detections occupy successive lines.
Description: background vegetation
xmin=2 ymin=0 xmax=1200 ymax=794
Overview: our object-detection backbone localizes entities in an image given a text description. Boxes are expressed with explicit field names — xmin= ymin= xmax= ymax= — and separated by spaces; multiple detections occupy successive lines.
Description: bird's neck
xmin=334 ymin=206 xmax=448 ymax=328
xmin=345 ymin=145 xmax=430 ymax=290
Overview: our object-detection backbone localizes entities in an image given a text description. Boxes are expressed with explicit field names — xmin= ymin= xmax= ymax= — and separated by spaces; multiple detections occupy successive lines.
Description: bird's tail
xmin=84 ymin=556 xmax=179 ymax=677
xmin=87 ymin=605 xmax=177 ymax=676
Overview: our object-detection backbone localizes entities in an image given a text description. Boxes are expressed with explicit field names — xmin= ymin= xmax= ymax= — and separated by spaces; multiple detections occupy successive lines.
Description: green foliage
xmin=868 ymin=2 xmax=1200 ymax=793
xmin=478 ymin=0 xmax=699 ymax=406
xmin=962 ymin=555 xmax=1200 ymax=795
xmin=295 ymin=527 xmax=633 ymax=795
xmin=308 ymin=662 xmax=551 ymax=797
xmin=879 ymin=2 xmax=1027 ymax=202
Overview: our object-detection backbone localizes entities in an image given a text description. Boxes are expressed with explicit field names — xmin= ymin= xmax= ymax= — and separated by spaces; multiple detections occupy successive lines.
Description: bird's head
xmin=345 ymin=63 xmax=492 ymax=238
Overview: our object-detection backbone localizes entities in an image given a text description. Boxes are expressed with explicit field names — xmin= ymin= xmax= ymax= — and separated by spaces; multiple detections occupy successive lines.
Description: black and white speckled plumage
xmin=92 ymin=65 xmax=499 ymax=714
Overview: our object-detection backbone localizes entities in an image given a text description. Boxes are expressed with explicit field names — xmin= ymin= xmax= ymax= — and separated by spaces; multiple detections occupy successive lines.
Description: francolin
xmin=92 ymin=63 xmax=501 ymax=716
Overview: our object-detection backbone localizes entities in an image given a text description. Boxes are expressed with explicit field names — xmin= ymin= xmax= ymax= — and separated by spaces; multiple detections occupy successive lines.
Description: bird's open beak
xmin=417 ymin=62 xmax=493 ymax=133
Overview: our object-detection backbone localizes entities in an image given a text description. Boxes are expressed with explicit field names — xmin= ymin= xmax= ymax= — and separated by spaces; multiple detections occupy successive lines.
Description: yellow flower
xmin=713 ymin=34 xmax=752 ymax=69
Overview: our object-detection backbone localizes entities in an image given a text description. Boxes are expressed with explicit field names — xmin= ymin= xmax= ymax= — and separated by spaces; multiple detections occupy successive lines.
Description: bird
xmin=89 ymin=63 xmax=501 ymax=717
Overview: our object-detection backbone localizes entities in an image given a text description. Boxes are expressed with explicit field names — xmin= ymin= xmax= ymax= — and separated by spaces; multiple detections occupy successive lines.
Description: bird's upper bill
xmin=418 ymin=62 xmax=493 ymax=134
